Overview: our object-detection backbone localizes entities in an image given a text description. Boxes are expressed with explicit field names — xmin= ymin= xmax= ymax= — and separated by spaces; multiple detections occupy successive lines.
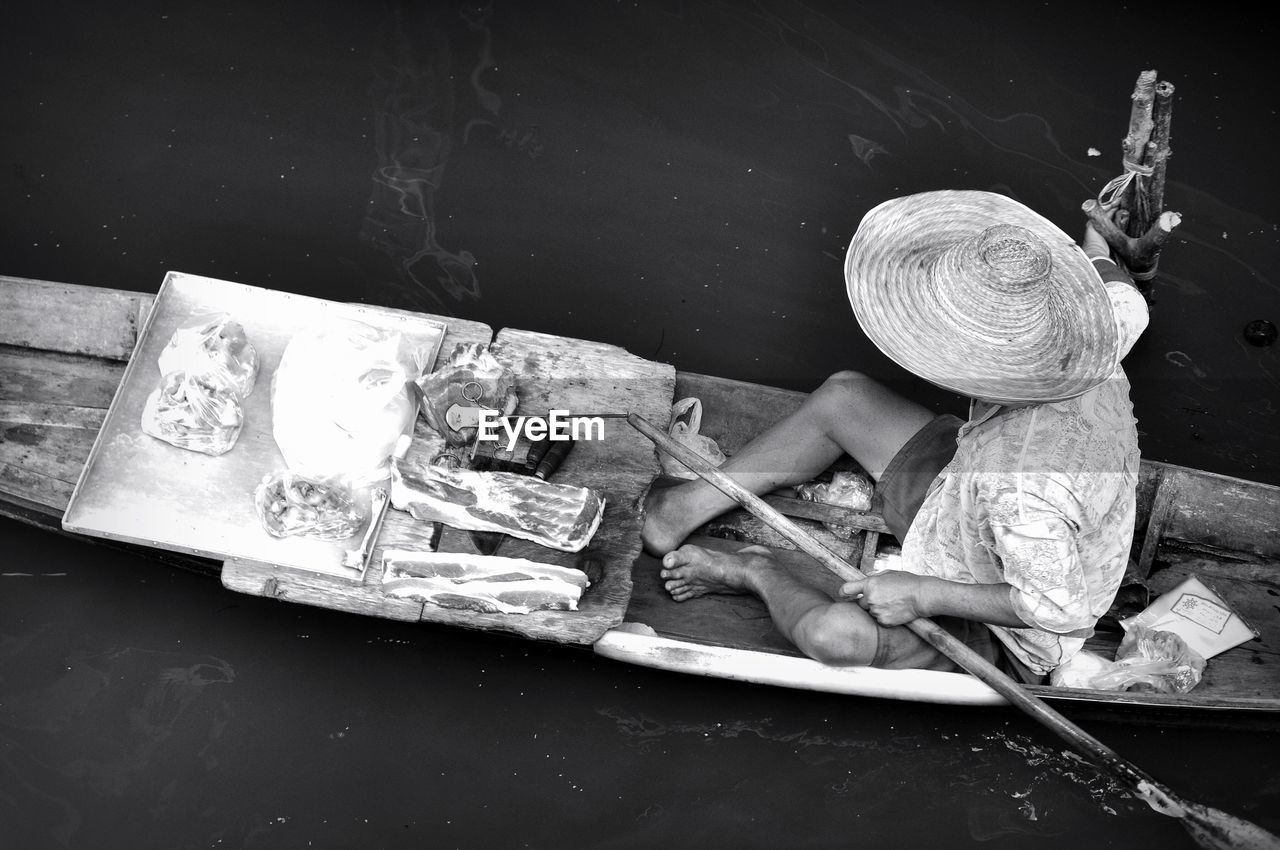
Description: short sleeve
xmin=988 ymin=490 xmax=1096 ymax=635
xmin=1094 ymin=258 xmax=1149 ymax=361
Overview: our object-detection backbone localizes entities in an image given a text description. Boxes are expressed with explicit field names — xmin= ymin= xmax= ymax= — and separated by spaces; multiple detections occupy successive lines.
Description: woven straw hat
xmin=844 ymin=190 xmax=1120 ymax=404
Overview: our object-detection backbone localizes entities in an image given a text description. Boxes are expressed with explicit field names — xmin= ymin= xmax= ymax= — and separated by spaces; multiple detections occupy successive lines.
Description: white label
xmin=1170 ymin=593 xmax=1232 ymax=635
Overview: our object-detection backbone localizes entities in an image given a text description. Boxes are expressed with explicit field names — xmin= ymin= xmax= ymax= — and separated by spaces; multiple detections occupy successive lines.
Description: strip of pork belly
xmin=381 ymin=551 xmax=588 ymax=614
xmin=390 ymin=456 xmax=605 ymax=552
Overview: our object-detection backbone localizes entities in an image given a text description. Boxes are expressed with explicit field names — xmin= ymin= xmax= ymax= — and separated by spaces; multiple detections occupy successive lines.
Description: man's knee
xmin=806 ymin=370 xmax=877 ymax=428
xmin=792 ymin=604 xmax=877 ymax=667
xmin=811 ymin=370 xmax=874 ymax=408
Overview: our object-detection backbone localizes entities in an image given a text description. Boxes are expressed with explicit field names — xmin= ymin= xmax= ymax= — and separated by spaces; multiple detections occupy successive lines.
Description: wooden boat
xmin=3 ymin=273 xmax=1278 ymax=724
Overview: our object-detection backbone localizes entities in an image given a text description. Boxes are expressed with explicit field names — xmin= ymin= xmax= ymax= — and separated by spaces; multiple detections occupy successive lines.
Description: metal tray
xmin=62 ymin=271 xmax=447 ymax=578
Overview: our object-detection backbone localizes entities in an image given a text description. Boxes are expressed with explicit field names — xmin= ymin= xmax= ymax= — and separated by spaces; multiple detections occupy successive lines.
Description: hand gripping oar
xmin=628 ymin=412 xmax=1279 ymax=850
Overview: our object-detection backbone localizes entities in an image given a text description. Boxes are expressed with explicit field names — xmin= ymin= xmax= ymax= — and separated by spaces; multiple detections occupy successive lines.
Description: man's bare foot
xmin=641 ymin=481 xmax=702 ymax=556
xmin=659 ymin=542 xmax=774 ymax=602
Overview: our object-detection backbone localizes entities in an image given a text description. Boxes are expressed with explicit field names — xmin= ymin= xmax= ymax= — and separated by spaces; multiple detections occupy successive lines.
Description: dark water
xmin=6 ymin=519 xmax=1280 ymax=850
xmin=3 ymin=2 xmax=1280 ymax=847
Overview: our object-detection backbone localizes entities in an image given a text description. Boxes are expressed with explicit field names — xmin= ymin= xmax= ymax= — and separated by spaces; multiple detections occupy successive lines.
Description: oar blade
xmin=1180 ymin=801 xmax=1280 ymax=850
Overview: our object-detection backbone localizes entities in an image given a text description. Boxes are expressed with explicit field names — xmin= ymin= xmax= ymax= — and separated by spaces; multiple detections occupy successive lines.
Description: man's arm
xmin=840 ymin=571 xmax=1029 ymax=629
xmin=1082 ymin=220 xmax=1149 ymax=359
xmin=1082 ymin=220 xmax=1141 ymax=290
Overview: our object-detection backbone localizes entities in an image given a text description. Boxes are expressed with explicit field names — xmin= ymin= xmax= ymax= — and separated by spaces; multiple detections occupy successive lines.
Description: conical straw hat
xmin=845 ymin=190 xmax=1120 ymax=404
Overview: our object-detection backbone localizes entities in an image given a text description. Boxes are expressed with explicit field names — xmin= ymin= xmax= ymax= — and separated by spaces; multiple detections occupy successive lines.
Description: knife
xmin=469 ymin=436 xmax=577 ymax=556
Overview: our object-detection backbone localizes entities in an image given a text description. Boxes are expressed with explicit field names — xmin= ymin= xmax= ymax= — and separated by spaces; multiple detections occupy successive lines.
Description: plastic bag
xmin=416 ymin=342 xmax=518 ymax=446
xmin=158 ymin=313 xmax=258 ymax=398
xmin=1049 ymin=626 xmax=1206 ymax=694
xmin=1118 ymin=573 xmax=1259 ymax=660
xmin=271 ymin=320 xmax=429 ymax=483
xmin=253 ymin=470 xmax=366 ymax=540
xmin=795 ymin=469 xmax=875 ymax=532
xmin=141 ymin=370 xmax=244 ymax=455
xmin=659 ymin=398 xmax=726 ymax=480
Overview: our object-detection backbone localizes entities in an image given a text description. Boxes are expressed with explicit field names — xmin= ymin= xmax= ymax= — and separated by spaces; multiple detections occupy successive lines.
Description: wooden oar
xmin=628 ymin=412 xmax=1279 ymax=850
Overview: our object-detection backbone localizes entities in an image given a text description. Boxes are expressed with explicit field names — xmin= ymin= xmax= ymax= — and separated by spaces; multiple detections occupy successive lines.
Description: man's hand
xmin=839 ymin=571 xmax=935 ymax=626
xmin=841 ymin=572 xmax=1031 ymax=629
xmin=1081 ymin=221 xmax=1111 ymax=261
xmin=1082 ymin=208 xmax=1130 ymax=260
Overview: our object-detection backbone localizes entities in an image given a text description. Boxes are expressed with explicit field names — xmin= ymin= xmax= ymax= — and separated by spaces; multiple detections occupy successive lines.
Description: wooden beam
xmin=1136 ymin=468 xmax=1180 ymax=579
xmin=0 ymin=460 xmax=76 ymax=513
xmin=0 ymin=401 xmax=106 ymax=431
xmin=0 ymin=276 xmax=150 ymax=361
xmin=0 ymin=346 xmax=127 ymax=409
xmin=762 ymin=494 xmax=889 ymax=533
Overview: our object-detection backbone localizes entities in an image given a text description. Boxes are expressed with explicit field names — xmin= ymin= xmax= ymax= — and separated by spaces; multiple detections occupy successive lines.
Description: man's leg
xmin=659 ymin=540 xmax=946 ymax=669
xmin=642 ymin=370 xmax=935 ymax=555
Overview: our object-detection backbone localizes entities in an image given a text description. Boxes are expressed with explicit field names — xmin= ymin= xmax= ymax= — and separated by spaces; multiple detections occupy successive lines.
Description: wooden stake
xmin=1087 ymin=71 xmax=1179 ymax=292
xmin=1121 ymin=70 xmax=1158 ymax=232
xmin=1138 ymin=80 xmax=1176 ymax=237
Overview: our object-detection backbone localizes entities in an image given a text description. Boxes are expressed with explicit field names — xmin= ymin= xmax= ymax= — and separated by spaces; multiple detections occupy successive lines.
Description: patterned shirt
xmin=896 ymin=271 xmax=1148 ymax=676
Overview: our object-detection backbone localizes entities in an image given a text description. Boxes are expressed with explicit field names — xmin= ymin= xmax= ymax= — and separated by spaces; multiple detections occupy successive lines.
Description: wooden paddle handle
xmin=626 ymin=413 xmax=1183 ymax=811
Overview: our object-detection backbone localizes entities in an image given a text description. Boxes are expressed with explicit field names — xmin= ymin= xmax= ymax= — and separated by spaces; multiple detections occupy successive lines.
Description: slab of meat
xmin=390 ymin=454 xmax=604 ymax=552
xmin=381 ymin=550 xmax=589 ymax=614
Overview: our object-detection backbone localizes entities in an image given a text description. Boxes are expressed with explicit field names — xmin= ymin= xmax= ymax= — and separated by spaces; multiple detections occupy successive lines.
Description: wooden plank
xmin=1158 ymin=465 xmax=1280 ymax=560
xmin=0 ymin=400 xmax=108 ymax=510
xmin=0 ymin=421 xmax=97 ymax=488
xmin=859 ymin=530 xmax=881 ymax=575
xmin=0 ymin=275 xmax=149 ymax=360
xmin=0 ymin=460 xmax=75 ymax=513
xmin=674 ymin=372 xmax=807 ymax=456
xmin=1135 ymin=467 xmax=1179 ymax=579
xmin=0 ymin=401 xmax=106 ymax=431
xmin=220 ymin=558 xmax=426 ymax=622
xmin=702 ymin=512 xmax=863 ymax=562
xmin=0 ymin=346 xmax=127 ymax=409
xmin=763 ymin=494 xmax=888 ymax=533
xmin=1022 ymin=685 xmax=1280 ymax=713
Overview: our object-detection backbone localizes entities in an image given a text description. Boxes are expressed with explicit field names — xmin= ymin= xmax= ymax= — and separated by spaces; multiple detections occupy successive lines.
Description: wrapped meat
xmin=141 ymin=370 xmax=244 ymax=455
xmin=382 ymin=550 xmax=589 ymax=614
xmin=795 ymin=469 xmax=876 ymax=533
xmin=390 ymin=453 xmax=604 ymax=552
xmin=272 ymin=320 xmax=430 ymax=483
xmin=158 ymin=313 xmax=258 ymax=398
xmin=795 ymin=470 xmax=875 ymax=512
xmin=416 ymin=342 xmax=518 ymax=446
xmin=253 ymin=470 xmax=366 ymax=540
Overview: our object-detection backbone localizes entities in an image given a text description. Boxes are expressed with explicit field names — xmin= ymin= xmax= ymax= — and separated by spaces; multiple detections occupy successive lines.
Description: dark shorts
xmin=872 ymin=413 xmax=1042 ymax=684
xmin=877 ymin=413 xmax=964 ymax=544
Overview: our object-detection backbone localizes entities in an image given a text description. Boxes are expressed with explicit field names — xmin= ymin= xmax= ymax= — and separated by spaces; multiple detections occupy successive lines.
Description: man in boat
xmin=642 ymin=190 xmax=1149 ymax=684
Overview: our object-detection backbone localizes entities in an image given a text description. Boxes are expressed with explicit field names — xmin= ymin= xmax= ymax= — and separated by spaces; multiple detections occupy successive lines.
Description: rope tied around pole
xmin=1096 ymin=158 xmax=1155 ymax=216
